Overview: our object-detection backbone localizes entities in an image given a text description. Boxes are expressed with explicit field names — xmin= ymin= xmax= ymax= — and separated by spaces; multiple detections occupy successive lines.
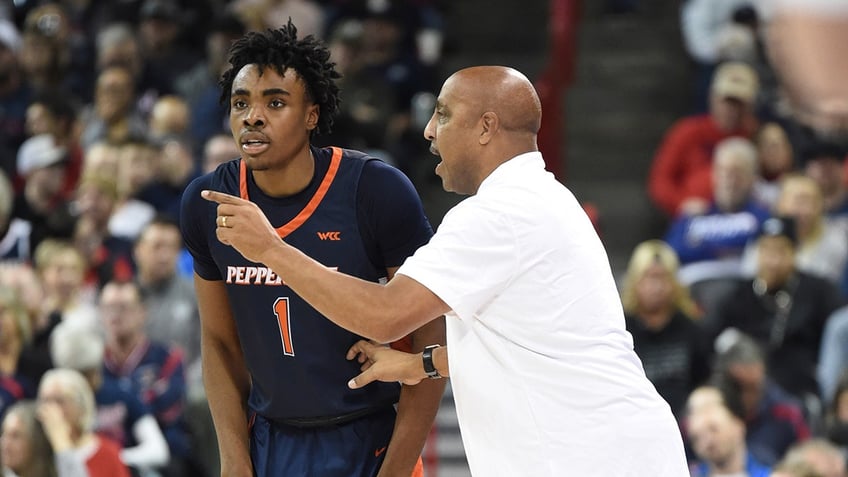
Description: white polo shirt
xmin=398 ymin=152 xmax=687 ymax=476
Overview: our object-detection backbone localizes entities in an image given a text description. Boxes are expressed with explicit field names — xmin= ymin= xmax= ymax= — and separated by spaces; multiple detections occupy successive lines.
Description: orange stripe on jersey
xmin=411 ymin=457 xmax=424 ymax=477
xmin=238 ymin=147 xmax=343 ymax=238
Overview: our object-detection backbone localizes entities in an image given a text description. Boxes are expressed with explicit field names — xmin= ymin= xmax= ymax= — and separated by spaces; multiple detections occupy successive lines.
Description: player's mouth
xmin=429 ymin=145 xmax=440 ymax=157
xmin=240 ymin=132 xmax=270 ymax=155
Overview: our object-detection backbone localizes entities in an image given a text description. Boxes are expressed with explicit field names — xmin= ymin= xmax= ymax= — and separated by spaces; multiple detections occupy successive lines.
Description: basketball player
xmin=203 ymin=66 xmax=689 ymax=475
xmin=179 ymin=23 xmax=445 ymax=477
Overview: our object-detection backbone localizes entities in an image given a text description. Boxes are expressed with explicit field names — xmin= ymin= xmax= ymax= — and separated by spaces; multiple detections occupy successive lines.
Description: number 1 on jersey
xmin=273 ymin=297 xmax=295 ymax=357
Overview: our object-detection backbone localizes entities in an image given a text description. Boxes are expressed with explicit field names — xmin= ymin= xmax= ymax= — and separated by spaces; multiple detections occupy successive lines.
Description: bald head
xmin=448 ymin=66 xmax=542 ymax=135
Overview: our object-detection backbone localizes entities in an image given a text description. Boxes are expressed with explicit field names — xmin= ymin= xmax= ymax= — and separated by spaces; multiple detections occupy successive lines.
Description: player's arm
xmin=376 ymin=267 xmax=446 ymax=477
xmin=194 ymin=275 xmax=253 ymax=477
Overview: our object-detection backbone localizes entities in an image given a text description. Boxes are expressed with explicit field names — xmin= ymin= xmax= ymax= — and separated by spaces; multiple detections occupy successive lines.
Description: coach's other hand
xmin=202 ymin=190 xmax=282 ymax=264
xmin=347 ymin=340 xmax=426 ymax=388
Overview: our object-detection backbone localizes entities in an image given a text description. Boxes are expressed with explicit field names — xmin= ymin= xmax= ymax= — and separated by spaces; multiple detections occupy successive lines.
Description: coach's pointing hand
xmin=202 ymin=190 xmax=283 ymax=263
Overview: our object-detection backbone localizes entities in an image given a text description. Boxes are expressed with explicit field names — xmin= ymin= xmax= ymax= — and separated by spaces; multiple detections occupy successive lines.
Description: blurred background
xmin=1 ymin=0 xmax=848 ymax=476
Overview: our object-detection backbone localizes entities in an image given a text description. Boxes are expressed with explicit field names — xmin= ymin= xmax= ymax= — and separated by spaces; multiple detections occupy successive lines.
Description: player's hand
xmin=202 ymin=190 xmax=284 ymax=264
xmin=347 ymin=340 xmax=425 ymax=388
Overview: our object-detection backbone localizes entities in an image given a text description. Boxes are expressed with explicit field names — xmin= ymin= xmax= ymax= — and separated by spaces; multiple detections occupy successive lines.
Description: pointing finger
xmin=202 ymin=190 xmax=248 ymax=205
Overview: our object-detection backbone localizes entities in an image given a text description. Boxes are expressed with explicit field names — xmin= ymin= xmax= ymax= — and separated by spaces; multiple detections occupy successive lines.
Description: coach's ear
xmin=479 ymin=112 xmax=498 ymax=145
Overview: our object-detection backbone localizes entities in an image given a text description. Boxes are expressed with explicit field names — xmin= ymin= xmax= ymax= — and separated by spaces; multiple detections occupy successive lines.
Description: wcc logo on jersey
xmin=317 ymin=231 xmax=341 ymax=240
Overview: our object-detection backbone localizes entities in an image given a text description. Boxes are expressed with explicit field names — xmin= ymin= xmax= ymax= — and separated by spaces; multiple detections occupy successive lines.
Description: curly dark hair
xmin=219 ymin=20 xmax=341 ymax=136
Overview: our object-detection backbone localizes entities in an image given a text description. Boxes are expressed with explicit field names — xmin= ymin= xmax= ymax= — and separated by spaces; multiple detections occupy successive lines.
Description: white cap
xmin=16 ymin=134 xmax=67 ymax=176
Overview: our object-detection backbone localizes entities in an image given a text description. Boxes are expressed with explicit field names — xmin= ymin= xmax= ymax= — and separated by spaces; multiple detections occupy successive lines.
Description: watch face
xmin=423 ymin=345 xmax=442 ymax=378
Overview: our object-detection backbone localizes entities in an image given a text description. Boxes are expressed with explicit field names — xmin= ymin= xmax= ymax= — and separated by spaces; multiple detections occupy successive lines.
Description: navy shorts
xmin=250 ymin=407 xmax=396 ymax=477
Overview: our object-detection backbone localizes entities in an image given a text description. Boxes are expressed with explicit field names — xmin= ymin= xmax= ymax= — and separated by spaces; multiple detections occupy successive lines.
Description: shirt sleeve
xmin=357 ymin=159 xmax=434 ymax=268
xmin=179 ymin=174 xmax=221 ymax=280
xmin=397 ymin=199 xmax=518 ymax=319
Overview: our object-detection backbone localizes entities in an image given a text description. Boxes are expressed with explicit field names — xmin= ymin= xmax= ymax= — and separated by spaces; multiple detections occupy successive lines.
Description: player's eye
xmin=270 ymin=99 xmax=286 ymax=108
xmin=232 ymin=99 xmax=247 ymax=110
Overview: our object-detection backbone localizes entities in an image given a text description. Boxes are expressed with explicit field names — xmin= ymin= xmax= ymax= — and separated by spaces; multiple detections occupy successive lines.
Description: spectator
xmin=37 ymin=368 xmax=131 ymax=477
xmin=316 ymin=19 xmax=399 ymax=162
xmin=231 ymin=0 xmax=324 ymax=39
xmin=49 ymin=320 xmax=171 ymax=474
xmin=800 ymin=140 xmax=848 ymax=219
xmin=823 ymin=371 xmax=848 ymax=449
xmin=780 ymin=439 xmax=847 ymax=477
xmin=753 ymin=122 xmax=795 ymax=209
xmin=769 ymin=174 xmax=848 ymax=291
xmin=0 ymin=286 xmax=47 ymax=419
xmin=19 ymin=3 xmax=73 ymax=97
xmin=12 ymin=134 xmax=77 ymax=255
xmin=25 ymin=91 xmax=83 ymax=198
xmin=0 ymin=400 xmax=91 ymax=477
xmin=79 ymin=65 xmax=147 ymax=151
xmin=133 ymin=216 xmax=200 ymax=392
xmin=79 ymin=141 xmax=118 ymax=178
xmin=200 ymin=133 xmax=239 ymax=175
xmin=771 ymin=459 xmax=826 ymax=477
xmin=819 ymin=308 xmax=848 ymax=406
xmin=94 ymin=22 xmax=166 ymax=115
xmin=649 ymin=61 xmax=759 ymax=217
xmin=712 ymin=329 xmax=810 ymax=465
xmin=709 ymin=216 xmax=842 ymax=402
xmin=620 ymin=239 xmax=711 ymax=417
xmin=0 ymin=262 xmax=45 ymax=334
xmin=685 ymin=383 xmax=772 ymax=477
xmin=72 ymin=171 xmax=136 ymax=291
xmin=664 ymin=137 xmax=770 ymax=288
xmin=0 ymin=18 xmax=31 ymax=177
xmin=136 ymin=137 xmax=198 ymax=222
xmin=174 ymin=14 xmax=244 ymax=152
xmin=110 ymin=140 xmax=157 ymax=240
xmin=136 ymin=0 xmax=199 ymax=94
xmin=31 ymin=239 xmax=98 ymax=351
xmin=680 ymin=0 xmax=764 ymax=112
xmin=99 ymin=279 xmax=197 ymax=477
xmin=147 ymin=95 xmax=189 ymax=144
xmin=0 ymin=170 xmax=30 ymax=262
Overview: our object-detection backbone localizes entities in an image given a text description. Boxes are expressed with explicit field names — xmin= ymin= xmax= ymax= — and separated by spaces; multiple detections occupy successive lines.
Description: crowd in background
xmin=628 ymin=1 xmax=848 ymax=476
xmin=1 ymin=0 xmax=848 ymax=477
xmin=0 ymin=0 xmax=444 ymax=476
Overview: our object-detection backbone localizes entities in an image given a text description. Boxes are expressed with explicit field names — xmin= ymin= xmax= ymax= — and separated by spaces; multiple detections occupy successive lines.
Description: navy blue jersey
xmin=180 ymin=146 xmax=432 ymax=420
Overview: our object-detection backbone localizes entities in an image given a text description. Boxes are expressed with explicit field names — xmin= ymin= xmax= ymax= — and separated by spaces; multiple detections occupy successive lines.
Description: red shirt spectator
xmin=649 ymin=61 xmax=759 ymax=216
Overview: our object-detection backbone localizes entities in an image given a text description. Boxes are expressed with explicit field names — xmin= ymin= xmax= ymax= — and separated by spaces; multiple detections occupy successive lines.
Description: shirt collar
xmin=478 ymin=151 xmax=545 ymax=192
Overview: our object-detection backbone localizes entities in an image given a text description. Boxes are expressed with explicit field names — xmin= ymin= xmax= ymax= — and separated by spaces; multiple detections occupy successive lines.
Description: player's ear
xmin=306 ymin=104 xmax=319 ymax=131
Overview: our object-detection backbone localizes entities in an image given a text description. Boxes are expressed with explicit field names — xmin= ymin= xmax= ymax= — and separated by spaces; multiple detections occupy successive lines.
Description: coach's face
xmin=229 ymin=64 xmax=319 ymax=172
xmin=424 ymin=74 xmax=480 ymax=195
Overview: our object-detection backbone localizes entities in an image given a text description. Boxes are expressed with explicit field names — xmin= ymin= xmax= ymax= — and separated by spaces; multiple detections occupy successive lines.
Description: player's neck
xmin=252 ymin=147 xmax=315 ymax=198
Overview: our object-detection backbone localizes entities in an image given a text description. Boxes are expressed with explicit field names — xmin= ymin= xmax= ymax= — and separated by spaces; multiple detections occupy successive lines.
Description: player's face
xmin=228 ymin=64 xmax=319 ymax=172
xmin=424 ymin=75 xmax=479 ymax=195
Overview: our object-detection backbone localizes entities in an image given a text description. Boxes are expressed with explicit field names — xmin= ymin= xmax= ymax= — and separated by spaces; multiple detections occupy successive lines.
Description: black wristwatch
xmin=422 ymin=344 xmax=443 ymax=379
